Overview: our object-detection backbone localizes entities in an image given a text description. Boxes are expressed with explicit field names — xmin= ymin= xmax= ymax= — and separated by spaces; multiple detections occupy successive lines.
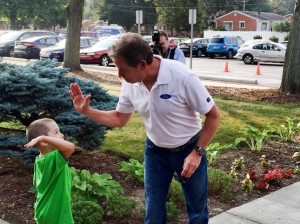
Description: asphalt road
xmin=1 ymin=56 xmax=284 ymax=89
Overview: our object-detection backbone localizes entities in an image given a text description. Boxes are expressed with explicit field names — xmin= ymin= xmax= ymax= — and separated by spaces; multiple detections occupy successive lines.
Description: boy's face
xmin=46 ymin=121 xmax=64 ymax=139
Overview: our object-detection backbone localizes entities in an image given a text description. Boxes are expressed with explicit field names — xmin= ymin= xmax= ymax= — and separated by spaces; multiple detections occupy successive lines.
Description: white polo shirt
xmin=116 ymin=57 xmax=214 ymax=148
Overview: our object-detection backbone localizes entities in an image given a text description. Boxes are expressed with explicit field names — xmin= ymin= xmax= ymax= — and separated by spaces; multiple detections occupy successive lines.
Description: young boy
xmin=25 ymin=118 xmax=75 ymax=224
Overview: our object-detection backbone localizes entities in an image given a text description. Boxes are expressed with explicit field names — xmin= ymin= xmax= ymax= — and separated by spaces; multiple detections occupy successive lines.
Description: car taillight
xmin=222 ymin=45 xmax=226 ymax=49
xmin=23 ymin=42 xmax=35 ymax=47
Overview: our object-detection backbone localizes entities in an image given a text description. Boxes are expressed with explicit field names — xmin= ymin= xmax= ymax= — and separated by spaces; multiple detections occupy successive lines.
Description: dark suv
xmin=0 ymin=30 xmax=57 ymax=57
xmin=179 ymin=38 xmax=209 ymax=57
xmin=206 ymin=36 xmax=242 ymax=59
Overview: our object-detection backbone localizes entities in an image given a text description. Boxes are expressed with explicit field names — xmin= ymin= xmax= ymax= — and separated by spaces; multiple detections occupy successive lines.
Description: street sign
xmin=189 ymin=9 xmax=196 ymax=25
xmin=136 ymin=10 xmax=143 ymax=34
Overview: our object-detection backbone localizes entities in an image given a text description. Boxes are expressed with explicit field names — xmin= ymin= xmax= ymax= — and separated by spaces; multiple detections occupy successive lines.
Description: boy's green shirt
xmin=33 ymin=150 xmax=73 ymax=224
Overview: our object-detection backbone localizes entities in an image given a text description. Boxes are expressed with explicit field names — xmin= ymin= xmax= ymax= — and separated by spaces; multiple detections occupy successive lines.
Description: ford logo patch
xmin=160 ymin=94 xmax=171 ymax=99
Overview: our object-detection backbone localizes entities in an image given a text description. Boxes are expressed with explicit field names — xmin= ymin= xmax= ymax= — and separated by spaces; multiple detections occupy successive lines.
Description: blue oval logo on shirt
xmin=160 ymin=94 xmax=171 ymax=99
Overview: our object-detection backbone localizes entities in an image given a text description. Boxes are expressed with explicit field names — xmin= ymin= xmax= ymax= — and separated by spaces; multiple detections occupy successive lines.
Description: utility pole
xmin=242 ymin=0 xmax=246 ymax=11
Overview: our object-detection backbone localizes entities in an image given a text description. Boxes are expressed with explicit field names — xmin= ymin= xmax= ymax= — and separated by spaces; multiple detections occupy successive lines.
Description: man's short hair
xmin=159 ymin=30 xmax=169 ymax=41
xmin=26 ymin=118 xmax=54 ymax=141
xmin=109 ymin=33 xmax=153 ymax=67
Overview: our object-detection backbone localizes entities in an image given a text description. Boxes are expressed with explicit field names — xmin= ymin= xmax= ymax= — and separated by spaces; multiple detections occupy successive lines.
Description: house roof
xmin=217 ymin=11 xmax=285 ymax=21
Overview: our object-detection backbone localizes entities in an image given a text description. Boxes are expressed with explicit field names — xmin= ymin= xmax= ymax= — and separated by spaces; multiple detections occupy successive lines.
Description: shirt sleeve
xmin=183 ymin=73 xmax=215 ymax=115
xmin=116 ymin=80 xmax=136 ymax=113
xmin=174 ymin=47 xmax=186 ymax=64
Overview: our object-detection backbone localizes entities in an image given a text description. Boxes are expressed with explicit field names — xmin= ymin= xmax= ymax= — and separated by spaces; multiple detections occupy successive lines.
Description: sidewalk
xmin=209 ymin=181 xmax=300 ymax=224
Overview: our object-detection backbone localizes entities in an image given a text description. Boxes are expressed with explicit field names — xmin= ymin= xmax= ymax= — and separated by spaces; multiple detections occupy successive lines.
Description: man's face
xmin=159 ymin=35 xmax=169 ymax=54
xmin=112 ymin=57 xmax=147 ymax=83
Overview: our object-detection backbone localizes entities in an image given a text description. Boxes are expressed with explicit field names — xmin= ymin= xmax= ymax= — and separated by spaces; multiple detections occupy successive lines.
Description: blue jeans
xmin=144 ymin=136 xmax=208 ymax=224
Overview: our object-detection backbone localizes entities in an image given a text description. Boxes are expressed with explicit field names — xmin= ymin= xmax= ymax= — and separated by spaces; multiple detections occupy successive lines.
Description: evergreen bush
xmin=0 ymin=59 xmax=118 ymax=161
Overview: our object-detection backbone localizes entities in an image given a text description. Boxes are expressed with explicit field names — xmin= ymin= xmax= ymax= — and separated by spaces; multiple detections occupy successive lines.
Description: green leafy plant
xmin=104 ymin=192 xmax=135 ymax=218
xmin=119 ymin=158 xmax=144 ymax=183
xmin=253 ymin=35 xmax=262 ymax=39
xmin=237 ymin=125 xmax=271 ymax=152
xmin=168 ymin=179 xmax=185 ymax=207
xmin=269 ymin=35 xmax=279 ymax=43
xmin=269 ymin=117 xmax=300 ymax=142
xmin=70 ymin=167 xmax=123 ymax=200
xmin=206 ymin=142 xmax=237 ymax=165
xmin=241 ymin=175 xmax=253 ymax=193
xmin=166 ymin=201 xmax=180 ymax=221
xmin=231 ymin=157 xmax=245 ymax=170
xmin=208 ymin=168 xmax=236 ymax=202
xmin=72 ymin=200 xmax=104 ymax=224
xmin=260 ymin=155 xmax=271 ymax=168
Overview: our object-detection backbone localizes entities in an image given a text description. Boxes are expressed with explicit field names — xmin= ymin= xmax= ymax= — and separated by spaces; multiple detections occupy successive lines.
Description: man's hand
xmin=69 ymin=83 xmax=91 ymax=114
xmin=181 ymin=150 xmax=202 ymax=178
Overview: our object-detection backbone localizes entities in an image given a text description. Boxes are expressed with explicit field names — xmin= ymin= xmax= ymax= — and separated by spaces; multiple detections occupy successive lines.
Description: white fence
xmin=204 ymin=30 xmax=288 ymax=42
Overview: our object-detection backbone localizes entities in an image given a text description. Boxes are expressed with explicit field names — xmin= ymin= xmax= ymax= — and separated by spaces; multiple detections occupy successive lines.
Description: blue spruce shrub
xmin=0 ymin=59 xmax=118 ymax=162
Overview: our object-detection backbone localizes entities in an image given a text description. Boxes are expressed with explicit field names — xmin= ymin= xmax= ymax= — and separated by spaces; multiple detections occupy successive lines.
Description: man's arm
xmin=69 ymin=83 xmax=133 ymax=127
xmin=24 ymin=136 xmax=75 ymax=158
xmin=181 ymin=105 xmax=221 ymax=177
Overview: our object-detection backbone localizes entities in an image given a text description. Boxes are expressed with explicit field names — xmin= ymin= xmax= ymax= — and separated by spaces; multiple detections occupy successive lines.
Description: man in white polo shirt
xmin=69 ymin=33 xmax=221 ymax=224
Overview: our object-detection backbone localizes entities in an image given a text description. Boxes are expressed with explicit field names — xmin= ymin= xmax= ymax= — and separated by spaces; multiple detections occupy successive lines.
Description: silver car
xmin=236 ymin=40 xmax=286 ymax=64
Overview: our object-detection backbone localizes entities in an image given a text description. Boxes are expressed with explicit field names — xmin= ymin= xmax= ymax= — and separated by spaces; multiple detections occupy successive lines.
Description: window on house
xmin=224 ymin=21 xmax=233 ymax=31
xmin=261 ymin=22 xmax=268 ymax=30
xmin=239 ymin=21 xmax=245 ymax=28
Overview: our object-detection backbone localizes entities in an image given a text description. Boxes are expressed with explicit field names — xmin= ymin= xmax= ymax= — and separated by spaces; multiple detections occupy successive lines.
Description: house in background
xmin=215 ymin=11 xmax=285 ymax=31
xmin=0 ymin=19 xmax=9 ymax=30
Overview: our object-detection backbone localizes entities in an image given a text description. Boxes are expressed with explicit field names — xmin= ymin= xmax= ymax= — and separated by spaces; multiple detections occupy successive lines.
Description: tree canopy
xmin=0 ymin=0 xmax=68 ymax=30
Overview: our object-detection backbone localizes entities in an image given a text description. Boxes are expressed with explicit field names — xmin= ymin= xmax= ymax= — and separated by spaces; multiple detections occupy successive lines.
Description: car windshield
xmin=0 ymin=31 xmax=23 ymax=41
xmin=210 ymin=38 xmax=224 ymax=43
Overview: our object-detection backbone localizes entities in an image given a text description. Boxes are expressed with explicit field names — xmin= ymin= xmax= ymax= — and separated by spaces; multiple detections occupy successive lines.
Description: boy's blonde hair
xmin=26 ymin=118 xmax=55 ymax=141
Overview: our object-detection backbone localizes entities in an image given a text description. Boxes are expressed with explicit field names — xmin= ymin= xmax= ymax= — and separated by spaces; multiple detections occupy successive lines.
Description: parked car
xmin=0 ymin=30 xmax=10 ymax=37
xmin=39 ymin=37 xmax=99 ymax=61
xmin=0 ymin=30 xmax=57 ymax=57
xmin=206 ymin=36 xmax=241 ymax=59
xmin=80 ymin=38 xmax=119 ymax=66
xmin=13 ymin=36 xmax=60 ymax=59
xmin=168 ymin=37 xmax=186 ymax=48
xmin=93 ymin=25 xmax=126 ymax=37
xmin=179 ymin=38 xmax=210 ymax=57
xmin=236 ymin=40 xmax=286 ymax=64
xmin=81 ymin=31 xmax=101 ymax=39
xmin=143 ymin=35 xmax=153 ymax=45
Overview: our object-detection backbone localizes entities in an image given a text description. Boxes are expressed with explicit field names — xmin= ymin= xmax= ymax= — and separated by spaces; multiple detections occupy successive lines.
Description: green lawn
xmin=101 ymin=97 xmax=300 ymax=161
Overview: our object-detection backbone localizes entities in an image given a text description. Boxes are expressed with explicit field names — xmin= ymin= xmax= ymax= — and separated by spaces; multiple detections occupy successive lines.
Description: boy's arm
xmin=24 ymin=136 xmax=75 ymax=158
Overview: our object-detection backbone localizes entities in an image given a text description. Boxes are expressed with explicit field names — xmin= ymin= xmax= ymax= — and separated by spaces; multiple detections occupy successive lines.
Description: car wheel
xmin=30 ymin=49 xmax=39 ymax=59
xmin=243 ymin=54 xmax=253 ymax=64
xmin=100 ymin=55 xmax=110 ymax=66
xmin=209 ymin=54 xmax=215 ymax=58
xmin=196 ymin=49 xmax=203 ymax=57
xmin=226 ymin=50 xmax=233 ymax=59
xmin=8 ymin=47 xmax=14 ymax=57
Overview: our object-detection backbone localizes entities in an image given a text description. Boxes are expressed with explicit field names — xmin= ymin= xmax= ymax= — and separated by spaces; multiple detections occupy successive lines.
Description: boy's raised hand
xmin=24 ymin=136 xmax=48 ymax=148
xmin=69 ymin=83 xmax=91 ymax=115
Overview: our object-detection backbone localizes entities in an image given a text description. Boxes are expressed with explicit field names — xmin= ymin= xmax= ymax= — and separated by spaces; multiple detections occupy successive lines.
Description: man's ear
xmin=139 ymin=60 xmax=147 ymax=70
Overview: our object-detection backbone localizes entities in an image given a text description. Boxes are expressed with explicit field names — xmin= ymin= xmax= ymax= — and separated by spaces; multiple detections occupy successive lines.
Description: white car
xmin=236 ymin=40 xmax=286 ymax=64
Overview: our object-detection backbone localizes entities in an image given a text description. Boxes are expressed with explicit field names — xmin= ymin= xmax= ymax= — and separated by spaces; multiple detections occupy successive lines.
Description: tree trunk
xmin=280 ymin=1 xmax=300 ymax=94
xmin=63 ymin=0 xmax=84 ymax=71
